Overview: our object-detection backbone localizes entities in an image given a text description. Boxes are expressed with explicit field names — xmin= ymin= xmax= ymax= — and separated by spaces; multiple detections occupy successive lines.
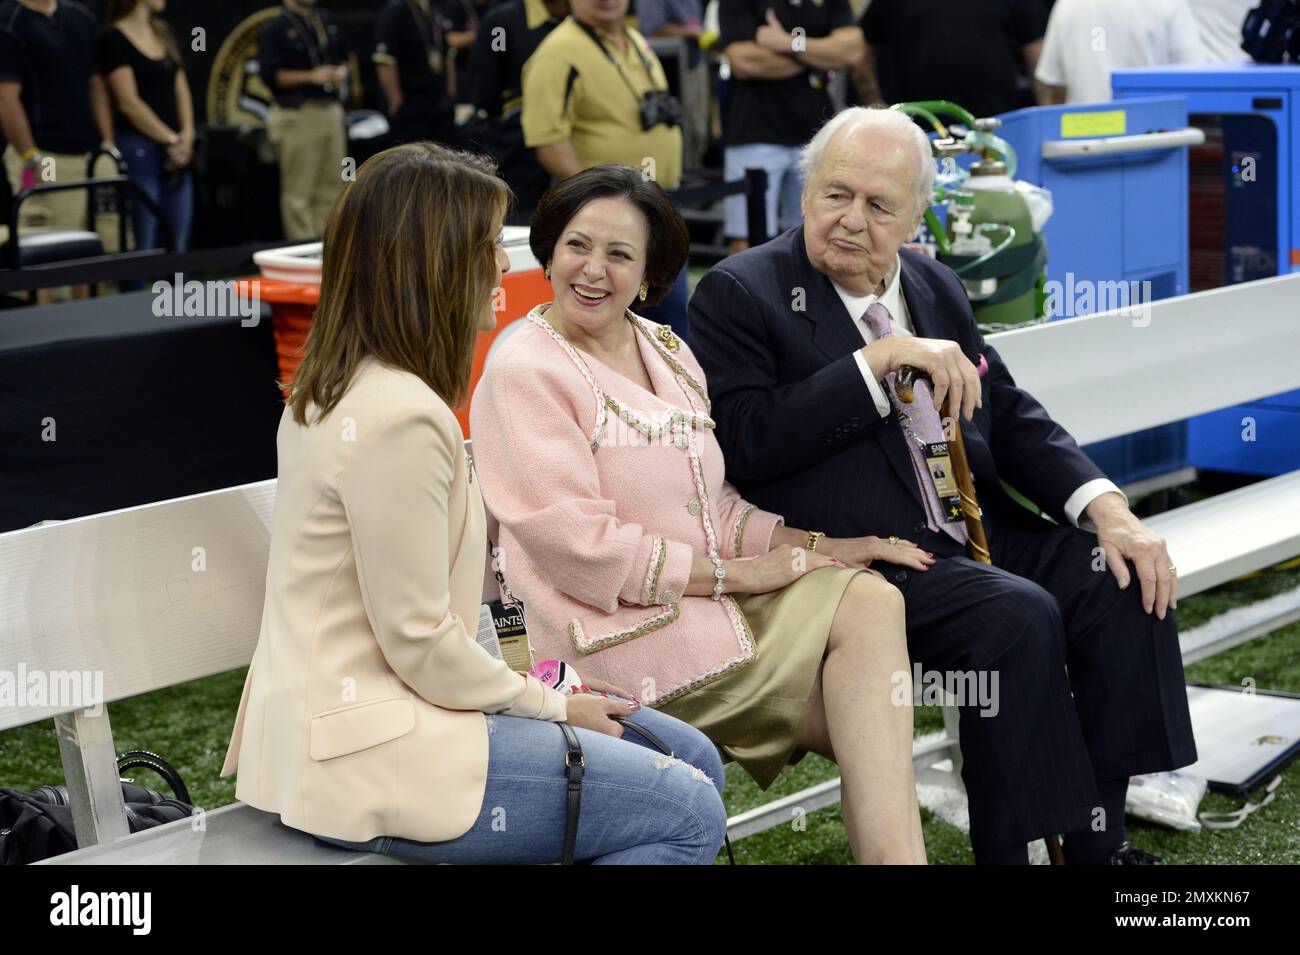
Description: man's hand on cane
xmin=1086 ymin=491 xmax=1178 ymax=619
xmin=862 ymin=336 xmax=983 ymax=422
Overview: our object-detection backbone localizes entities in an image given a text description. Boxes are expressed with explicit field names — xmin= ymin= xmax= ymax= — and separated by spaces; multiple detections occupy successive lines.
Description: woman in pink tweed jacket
xmin=471 ymin=167 xmax=933 ymax=863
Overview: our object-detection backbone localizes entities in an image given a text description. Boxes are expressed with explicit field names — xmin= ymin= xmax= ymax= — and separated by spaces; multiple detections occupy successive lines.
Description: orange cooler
xmin=248 ymin=229 xmax=547 ymax=435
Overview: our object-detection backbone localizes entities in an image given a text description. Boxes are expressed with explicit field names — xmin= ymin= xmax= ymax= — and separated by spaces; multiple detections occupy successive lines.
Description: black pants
xmin=898 ymin=519 xmax=1198 ymax=854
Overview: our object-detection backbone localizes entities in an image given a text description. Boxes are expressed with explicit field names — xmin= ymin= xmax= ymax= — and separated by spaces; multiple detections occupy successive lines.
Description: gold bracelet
xmin=806 ymin=531 xmax=825 ymax=552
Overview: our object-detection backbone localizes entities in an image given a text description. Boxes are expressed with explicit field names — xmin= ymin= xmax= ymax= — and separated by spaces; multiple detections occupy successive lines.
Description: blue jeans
xmin=117 ymin=129 xmax=193 ymax=252
xmin=313 ymin=704 xmax=727 ymax=864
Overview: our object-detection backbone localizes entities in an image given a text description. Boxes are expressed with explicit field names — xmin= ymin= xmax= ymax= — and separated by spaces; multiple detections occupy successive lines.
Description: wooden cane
xmin=896 ymin=358 xmax=1068 ymax=867
xmin=896 ymin=360 xmax=991 ymax=557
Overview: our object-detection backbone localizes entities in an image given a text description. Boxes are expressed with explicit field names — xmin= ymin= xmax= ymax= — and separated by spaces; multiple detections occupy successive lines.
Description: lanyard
xmin=405 ymin=0 xmax=441 ymax=39
xmin=572 ymin=17 xmax=664 ymax=103
xmin=405 ymin=0 xmax=446 ymax=71
xmin=285 ymin=8 xmax=328 ymax=67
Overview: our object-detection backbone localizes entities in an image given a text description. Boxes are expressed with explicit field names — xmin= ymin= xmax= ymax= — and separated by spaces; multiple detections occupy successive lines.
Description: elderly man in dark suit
xmin=688 ymin=106 xmax=1197 ymax=865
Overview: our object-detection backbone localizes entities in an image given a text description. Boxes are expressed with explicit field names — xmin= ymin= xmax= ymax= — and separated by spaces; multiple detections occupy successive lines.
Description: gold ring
xmin=888 ymin=536 xmax=900 ymax=546
xmin=1168 ymin=565 xmax=1177 ymax=575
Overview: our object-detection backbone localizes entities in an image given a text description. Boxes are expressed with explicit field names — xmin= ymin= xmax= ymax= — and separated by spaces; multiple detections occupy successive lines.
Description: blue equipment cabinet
xmin=994 ymin=97 xmax=1199 ymax=486
xmin=1113 ymin=64 xmax=1300 ymax=476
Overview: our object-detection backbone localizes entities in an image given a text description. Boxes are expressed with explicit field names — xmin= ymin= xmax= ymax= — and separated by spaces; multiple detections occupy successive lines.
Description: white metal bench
xmin=990 ymin=272 xmax=1300 ymax=659
xmin=6 ymin=274 xmax=1299 ymax=862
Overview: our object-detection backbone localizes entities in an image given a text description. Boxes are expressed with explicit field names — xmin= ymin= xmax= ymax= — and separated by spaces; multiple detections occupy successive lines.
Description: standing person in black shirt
xmin=854 ymin=0 xmax=1047 ymax=119
xmin=444 ymin=0 xmax=483 ymax=114
xmin=465 ymin=0 xmax=567 ymax=222
xmin=373 ymin=0 xmax=470 ymax=147
xmin=258 ymin=0 xmax=349 ymax=240
xmin=99 ymin=0 xmax=195 ymax=252
xmin=0 ymin=0 xmax=115 ymax=243
xmin=719 ymin=0 xmax=864 ymax=254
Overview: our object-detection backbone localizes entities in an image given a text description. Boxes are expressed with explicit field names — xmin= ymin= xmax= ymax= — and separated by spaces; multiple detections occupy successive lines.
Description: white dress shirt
xmin=830 ymin=254 xmax=1124 ymax=529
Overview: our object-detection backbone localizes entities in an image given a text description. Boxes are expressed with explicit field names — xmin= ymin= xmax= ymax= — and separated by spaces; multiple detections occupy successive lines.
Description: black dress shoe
xmin=1108 ymin=840 xmax=1162 ymax=865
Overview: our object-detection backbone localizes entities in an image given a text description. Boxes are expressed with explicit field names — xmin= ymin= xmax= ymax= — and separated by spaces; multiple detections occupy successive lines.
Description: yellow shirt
xmin=522 ymin=17 xmax=683 ymax=189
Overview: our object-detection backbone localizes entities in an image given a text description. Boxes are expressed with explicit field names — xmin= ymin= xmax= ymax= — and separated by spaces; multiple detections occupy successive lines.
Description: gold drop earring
xmin=638 ymin=281 xmax=649 ymax=302
xmin=544 ymin=262 xmax=551 ymax=280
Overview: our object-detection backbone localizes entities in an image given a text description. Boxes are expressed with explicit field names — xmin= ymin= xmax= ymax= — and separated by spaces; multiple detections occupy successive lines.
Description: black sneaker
xmin=1108 ymin=840 xmax=1162 ymax=865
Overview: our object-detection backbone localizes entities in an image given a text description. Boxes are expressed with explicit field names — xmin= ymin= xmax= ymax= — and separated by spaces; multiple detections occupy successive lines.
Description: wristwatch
xmin=806 ymin=531 xmax=826 ymax=552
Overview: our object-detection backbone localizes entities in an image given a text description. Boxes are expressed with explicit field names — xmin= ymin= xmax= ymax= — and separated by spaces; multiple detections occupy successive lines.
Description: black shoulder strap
xmin=558 ymin=722 xmax=584 ymax=864
xmin=571 ymin=16 xmax=662 ymax=94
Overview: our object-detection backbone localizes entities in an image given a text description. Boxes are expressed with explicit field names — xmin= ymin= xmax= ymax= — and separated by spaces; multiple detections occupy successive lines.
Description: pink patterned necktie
xmin=863 ymin=302 xmax=967 ymax=544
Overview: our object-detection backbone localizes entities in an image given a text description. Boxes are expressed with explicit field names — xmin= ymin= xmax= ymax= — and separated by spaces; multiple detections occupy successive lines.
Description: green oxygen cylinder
xmin=959 ymin=157 xmax=1041 ymax=328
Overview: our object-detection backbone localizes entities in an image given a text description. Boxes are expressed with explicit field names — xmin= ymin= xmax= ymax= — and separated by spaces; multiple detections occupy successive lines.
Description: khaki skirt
xmin=658 ymin=565 xmax=862 ymax=790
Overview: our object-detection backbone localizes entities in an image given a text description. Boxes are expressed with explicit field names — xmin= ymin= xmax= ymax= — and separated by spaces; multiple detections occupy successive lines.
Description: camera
xmin=639 ymin=91 xmax=682 ymax=131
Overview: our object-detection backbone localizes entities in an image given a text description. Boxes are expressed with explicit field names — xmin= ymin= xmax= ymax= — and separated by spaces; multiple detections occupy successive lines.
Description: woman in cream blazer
xmin=221 ymin=143 xmax=727 ymax=865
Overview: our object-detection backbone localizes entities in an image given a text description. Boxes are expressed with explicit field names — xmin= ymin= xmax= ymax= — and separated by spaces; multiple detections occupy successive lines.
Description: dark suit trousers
xmin=898 ymin=519 xmax=1198 ymax=854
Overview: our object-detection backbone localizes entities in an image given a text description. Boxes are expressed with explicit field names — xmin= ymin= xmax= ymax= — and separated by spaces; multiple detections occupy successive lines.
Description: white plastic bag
xmin=1126 ymin=770 xmax=1208 ymax=832
xmin=1015 ymin=180 xmax=1054 ymax=232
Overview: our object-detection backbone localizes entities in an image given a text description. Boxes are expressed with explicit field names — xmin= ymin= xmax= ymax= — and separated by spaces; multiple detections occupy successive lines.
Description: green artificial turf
xmin=716 ymin=562 xmax=1300 ymax=864
xmin=3 ymin=565 xmax=1298 ymax=865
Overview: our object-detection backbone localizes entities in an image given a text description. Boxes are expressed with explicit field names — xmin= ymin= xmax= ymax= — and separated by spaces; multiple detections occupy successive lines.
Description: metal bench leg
xmin=54 ymin=709 xmax=130 ymax=848
xmin=940 ymin=700 xmax=964 ymax=777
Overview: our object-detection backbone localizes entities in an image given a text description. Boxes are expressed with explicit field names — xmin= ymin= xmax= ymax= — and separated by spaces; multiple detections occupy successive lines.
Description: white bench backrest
xmin=0 ymin=445 xmax=508 ymax=733
xmin=989 ymin=273 xmax=1300 ymax=446
xmin=0 ymin=480 xmax=275 ymax=731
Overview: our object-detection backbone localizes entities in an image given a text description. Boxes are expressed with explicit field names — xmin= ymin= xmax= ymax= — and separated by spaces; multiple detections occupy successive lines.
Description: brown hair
xmin=287 ymin=143 xmax=510 ymax=425
xmin=104 ymin=0 xmax=183 ymax=63
xmin=529 ymin=165 xmax=689 ymax=306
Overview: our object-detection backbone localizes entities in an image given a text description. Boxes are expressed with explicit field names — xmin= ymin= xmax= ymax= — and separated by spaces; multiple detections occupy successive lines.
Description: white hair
xmin=798 ymin=107 xmax=936 ymax=217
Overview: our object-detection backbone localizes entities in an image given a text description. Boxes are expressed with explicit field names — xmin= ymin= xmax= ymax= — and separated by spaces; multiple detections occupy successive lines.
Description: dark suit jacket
xmin=687 ymin=227 xmax=1107 ymax=544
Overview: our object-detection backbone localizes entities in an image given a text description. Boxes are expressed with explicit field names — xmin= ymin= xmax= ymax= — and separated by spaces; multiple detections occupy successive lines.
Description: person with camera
xmin=522 ymin=0 xmax=682 ymax=189
xmin=522 ymin=0 xmax=690 ymax=336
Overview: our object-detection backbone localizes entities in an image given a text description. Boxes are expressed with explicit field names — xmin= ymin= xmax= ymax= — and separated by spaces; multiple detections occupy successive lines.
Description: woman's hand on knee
xmin=564 ymin=693 xmax=633 ymax=738
xmin=581 ymin=674 xmax=639 ymax=705
xmin=821 ymin=535 xmax=935 ymax=572
xmin=728 ymin=545 xmax=840 ymax=594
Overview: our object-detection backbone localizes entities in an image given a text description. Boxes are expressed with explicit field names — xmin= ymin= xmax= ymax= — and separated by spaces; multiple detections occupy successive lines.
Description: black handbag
xmin=0 ymin=751 xmax=194 ymax=865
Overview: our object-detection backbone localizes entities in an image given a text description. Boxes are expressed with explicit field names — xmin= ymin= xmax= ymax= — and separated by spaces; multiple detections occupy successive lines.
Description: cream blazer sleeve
xmin=339 ymin=398 xmax=566 ymax=721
